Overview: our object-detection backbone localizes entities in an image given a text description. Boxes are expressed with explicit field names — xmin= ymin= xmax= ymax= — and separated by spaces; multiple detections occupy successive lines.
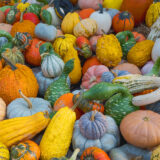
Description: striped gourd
xmin=0 ymin=112 xmax=50 ymax=147
xmin=0 ymin=142 xmax=9 ymax=160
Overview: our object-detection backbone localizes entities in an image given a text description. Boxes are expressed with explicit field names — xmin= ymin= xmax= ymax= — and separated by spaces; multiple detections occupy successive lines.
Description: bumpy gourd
xmin=0 ymin=142 xmax=9 ymax=160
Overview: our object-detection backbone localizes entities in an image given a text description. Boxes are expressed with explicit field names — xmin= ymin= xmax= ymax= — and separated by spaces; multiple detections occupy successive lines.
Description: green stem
xmin=72 ymin=90 xmax=83 ymax=111
xmin=99 ymin=4 xmax=103 ymax=14
xmin=20 ymin=11 xmax=24 ymax=22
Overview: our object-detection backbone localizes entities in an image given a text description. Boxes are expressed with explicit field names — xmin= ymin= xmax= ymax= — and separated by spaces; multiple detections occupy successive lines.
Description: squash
xmin=0 ymin=142 xmax=9 ymax=160
xmin=0 ymin=98 xmax=6 ymax=121
xmin=89 ymin=35 xmax=102 ymax=52
xmin=79 ymin=8 xmax=95 ymax=19
xmin=81 ymin=147 xmax=111 ymax=160
xmin=112 ymin=11 xmax=134 ymax=33
xmin=152 ymin=38 xmax=160 ymax=62
xmin=146 ymin=2 xmax=160 ymax=27
xmin=90 ymin=5 xmax=112 ymax=35
xmin=61 ymin=12 xmax=80 ymax=34
xmin=0 ymin=23 xmax=12 ymax=33
xmin=120 ymin=0 xmax=153 ymax=26
xmin=23 ymin=12 xmax=40 ymax=25
xmin=141 ymin=61 xmax=154 ymax=75
xmin=35 ymin=23 xmax=57 ymax=42
xmin=120 ymin=110 xmax=160 ymax=148
xmin=81 ymin=65 xmax=109 ymax=89
xmin=0 ymin=11 xmax=5 ymax=23
xmin=107 ymin=9 xmax=120 ymax=19
xmin=132 ymin=32 xmax=146 ymax=42
xmin=103 ymin=0 xmax=123 ymax=10
xmin=72 ymin=111 xmax=120 ymax=155
xmin=73 ymin=18 xmax=97 ymax=38
xmin=26 ymin=4 xmax=41 ymax=17
xmin=0 ymin=111 xmax=50 ymax=147
xmin=96 ymin=34 xmax=122 ymax=67
xmin=151 ymin=145 xmax=160 ymax=160
xmin=0 ymin=56 xmax=39 ymax=105
xmin=40 ymin=42 xmax=64 ymax=78
xmin=10 ymin=140 xmax=40 ymax=160
xmin=127 ymin=40 xmax=154 ymax=67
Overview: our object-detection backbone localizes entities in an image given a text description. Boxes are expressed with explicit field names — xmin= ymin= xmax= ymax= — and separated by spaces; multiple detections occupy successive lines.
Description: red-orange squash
xmin=79 ymin=8 xmax=95 ymax=19
xmin=132 ymin=32 xmax=146 ymax=42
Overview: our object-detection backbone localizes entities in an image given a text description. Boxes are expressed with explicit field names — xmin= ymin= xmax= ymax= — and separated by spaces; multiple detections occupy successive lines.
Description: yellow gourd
xmin=146 ymin=2 xmax=160 ymax=27
xmin=0 ymin=112 xmax=50 ymax=147
xmin=127 ymin=40 xmax=154 ymax=67
xmin=96 ymin=34 xmax=122 ymax=67
xmin=151 ymin=145 xmax=160 ymax=160
xmin=0 ymin=142 xmax=9 ymax=160
xmin=103 ymin=0 xmax=123 ymax=10
xmin=61 ymin=12 xmax=80 ymax=34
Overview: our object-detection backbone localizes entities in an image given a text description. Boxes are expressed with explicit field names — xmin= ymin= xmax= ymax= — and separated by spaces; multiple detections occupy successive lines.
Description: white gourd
xmin=152 ymin=38 xmax=160 ymax=62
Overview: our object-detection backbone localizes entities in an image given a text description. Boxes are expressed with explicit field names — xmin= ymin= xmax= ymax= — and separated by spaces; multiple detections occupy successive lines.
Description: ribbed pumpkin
xmin=96 ymin=34 xmax=122 ymax=67
xmin=73 ymin=18 xmax=97 ymax=38
xmin=0 ymin=57 xmax=39 ymax=105
xmin=0 ymin=142 xmax=9 ymax=160
xmin=61 ymin=12 xmax=80 ymax=34
xmin=146 ymin=2 xmax=160 ymax=27
xmin=79 ymin=8 xmax=95 ymax=19
xmin=0 ymin=98 xmax=6 ymax=121
xmin=23 ymin=12 xmax=40 ymax=25
xmin=127 ymin=40 xmax=154 ymax=67
xmin=10 ymin=140 xmax=40 ymax=160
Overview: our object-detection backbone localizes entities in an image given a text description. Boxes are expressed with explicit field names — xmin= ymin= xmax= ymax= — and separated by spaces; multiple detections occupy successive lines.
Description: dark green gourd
xmin=44 ymin=59 xmax=74 ymax=106
xmin=82 ymin=82 xmax=139 ymax=125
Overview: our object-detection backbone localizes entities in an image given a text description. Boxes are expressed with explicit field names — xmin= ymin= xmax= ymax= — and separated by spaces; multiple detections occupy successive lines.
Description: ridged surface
xmin=0 ymin=142 xmax=9 ymax=159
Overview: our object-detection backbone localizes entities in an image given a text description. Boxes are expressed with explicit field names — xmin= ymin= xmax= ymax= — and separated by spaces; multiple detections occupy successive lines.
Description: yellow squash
xmin=0 ymin=142 xmax=9 ymax=160
xmin=103 ymin=0 xmax=123 ymax=10
xmin=0 ymin=112 xmax=50 ymax=147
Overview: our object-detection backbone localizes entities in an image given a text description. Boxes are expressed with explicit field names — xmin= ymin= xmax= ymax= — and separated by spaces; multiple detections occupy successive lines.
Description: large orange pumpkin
xmin=0 ymin=57 xmax=39 ymax=105
xmin=120 ymin=0 xmax=153 ymax=26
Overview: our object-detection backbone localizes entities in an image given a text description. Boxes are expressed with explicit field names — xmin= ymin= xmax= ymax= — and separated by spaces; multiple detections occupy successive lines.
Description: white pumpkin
xmin=152 ymin=38 xmax=160 ymax=62
xmin=90 ymin=6 xmax=112 ymax=35
xmin=47 ymin=7 xmax=62 ymax=27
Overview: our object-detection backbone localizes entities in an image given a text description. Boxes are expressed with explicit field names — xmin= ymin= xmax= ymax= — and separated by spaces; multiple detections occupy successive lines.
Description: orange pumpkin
xmin=132 ymin=32 xmax=146 ymax=42
xmin=82 ymin=56 xmax=101 ymax=75
xmin=112 ymin=11 xmax=134 ymax=33
xmin=0 ymin=57 xmax=39 ymax=105
xmin=10 ymin=140 xmax=40 ymax=160
xmin=79 ymin=8 xmax=95 ymax=19
xmin=0 ymin=59 xmax=4 ymax=71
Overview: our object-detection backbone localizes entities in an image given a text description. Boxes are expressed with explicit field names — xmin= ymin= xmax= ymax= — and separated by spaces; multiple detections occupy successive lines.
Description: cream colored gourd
xmin=152 ymin=38 xmax=160 ymax=62
xmin=0 ymin=98 xmax=6 ymax=121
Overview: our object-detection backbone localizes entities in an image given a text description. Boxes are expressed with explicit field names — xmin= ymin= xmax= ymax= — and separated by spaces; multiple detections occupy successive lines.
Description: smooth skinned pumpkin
xmin=79 ymin=8 xmax=95 ymax=19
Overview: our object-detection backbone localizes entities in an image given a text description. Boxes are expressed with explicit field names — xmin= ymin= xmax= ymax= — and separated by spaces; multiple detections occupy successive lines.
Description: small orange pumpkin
xmin=79 ymin=8 xmax=95 ymax=19
xmin=112 ymin=11 xmax=134 ymax=33
xmin=132 ymin=32 xmax=146 ymax=42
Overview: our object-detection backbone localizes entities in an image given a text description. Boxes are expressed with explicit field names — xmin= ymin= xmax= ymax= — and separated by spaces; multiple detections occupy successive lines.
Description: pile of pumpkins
xmin=1 ymin=0 xmax=160 ymax=159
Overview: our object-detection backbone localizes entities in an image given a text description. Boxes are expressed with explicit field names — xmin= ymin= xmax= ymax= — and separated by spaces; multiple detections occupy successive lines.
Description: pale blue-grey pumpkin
xmin=107 ymin=9 xmax=120 ymax=19
xmin=72 ymin=111 xmax=120 ymax=155
xmin=7 ymin=90 xmax=52 ymax=119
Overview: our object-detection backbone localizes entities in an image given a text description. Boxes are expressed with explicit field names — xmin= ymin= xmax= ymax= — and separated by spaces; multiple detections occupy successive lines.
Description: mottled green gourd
xmin=82 ymin=82 xmax=139 ymax=125
xmin=44 ymin=59 xmax=74 ymax=106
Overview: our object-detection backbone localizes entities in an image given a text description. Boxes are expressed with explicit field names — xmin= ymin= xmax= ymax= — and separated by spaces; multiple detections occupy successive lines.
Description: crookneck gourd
xmin=44 ymin=59 xmax=74 ymax=106
xmin=82 ymin=82 xmax=139 ymax=125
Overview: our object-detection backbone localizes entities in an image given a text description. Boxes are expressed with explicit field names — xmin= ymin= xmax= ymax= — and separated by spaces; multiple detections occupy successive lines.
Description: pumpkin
xmin=61 ymin=12 xmax=80 ymax=34
xmin=81 ymin=65 xmax=109 ymax=89
xmin=0 ymin=23 xmax=12 ymax=33
xmin=72 ymin=111 xmax=120 ymax=155
xmin=120 ymin=110 xmax=160 ymax=148
xmin=0 ymin=142 xmax=9 ymax=160
xmin=70 ymin=0 xmax=78 ymax=5
xmin=78 ymin=0 xmax=103 ymax=10
xmin=0 ymin=11 xmax=5 ymax=23
xmin=107 ymin=9 xmax=120 ymax=19
xmin=152 ymin=38 xmax=160 ymax=62
xmin=89 ymin=35 xmax=102 ymax=52
xmin=96 ymin=34 xmax=122 ymax=67
xmin=0 ymin=56 xmax=39 ymax=105
xmin=0 ymin=98 xmax=6 ymax=121
xmin=120 ymin=0 xmax=153 ymax=25
xmin=11 ymin=140 xmax=40 ymax=160
xmin=90 ymin=5 xmax=112 ymax=35
xmin=141 ymin=61 xmax=154 ymax=75
xmin=73 ymin=18 xmax=97 ymax=38
xmin=40 ymin=42 xmax=64 ymax=78
xmin=27 ymin=3 xmax=41 ymax=17
xmin=127 ymin=40 xmax=154 ymax=67
xmin=35 ymin=23 xmax=57 ymax=42
xmin=103 ymin=0 xmax=123 ymax=10
xmin=54 ymin=93 xmax=83 ymax=120
xmin=23 ymin=12 xmax=40 ymax=25
xmin=81 ymin=147 xmax=111 ymax=160
xmin=25 ymin=38 xmax=45 ymax=66
xmin=113 ymin=63 xmax=141 ymax=74
xmin=112 ymin=11 xmax=134 ymax=33
xmin=79 ymin=8 xmax=95 ymax=19
xmin=132 ymin=32 xmax=146 ymax=42
xmin=146 ymin=2 xmax=160 ymax=27
xmin=0 ymin=60 xmax=4 ymax=71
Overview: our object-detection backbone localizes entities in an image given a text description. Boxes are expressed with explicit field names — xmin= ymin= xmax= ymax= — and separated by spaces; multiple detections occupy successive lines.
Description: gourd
xmin=23 ymin=12 xmax=40 ymax=25
xmin=81 ymin=147 xmax=111 ymax=160
xmin=40 ymin=42 xmax=64 ymax=78
xmin=151 ymin=145 xmax=160 ymax=160
xmin=127 ymin=40 xmax=154 ymax=67
xmin=73 ymin=18 xmax=98 ymax=38
xmin=107 ymin=9 xmax=119 ymax=19
xmin=152 ymin=38 xmax=160 ymax=62
xmin=141 ymin=61 xmax=154 ymax=75
xmin=0 ymin=111 xmax=50 ymax=147
xmin=0 ymin=56 xmax=39 ymax=105
xmin=0 ymin=23 xmax=12 ymax=33
xmin=132 ymin=32 xmax=146 ymax=42
xmin=96 ymin=34 xmax=122 ymax=67
xmin=109 ymin=144 xmax=151 ymax=160
xmin=0 ymin=0 xmax=21 ymax=7
xmin=89 ymin=35 xmax=102 ymax=52
xmin=0 ymin=98 xmax=6 ymax=121
xmin=27 ymin=4 xmax=41 ymax=17
xmin=35 ymin=23 xmax=57 ymax=42
xmin=79 ymin=8 xmax=95 ymax=19
xmin=61 ymin=12 xmax=80 ymax=34
xmin=103 ymin=0 xmax=123 ymax=10
xmin=44 ymin=59 xmax=73 ymax=106
xmin=10 ymin=140 xmax=40 ymax=160
xmin=0 ymin=142 xmax=9 ymax=160
xmin=120 ymin=110 xmax=160 ymax=148
xmin=90 ymin=4 xmax=112 ymax=35
xmin=113 ymin=11 xmax=134 ymax=33
xmin=0 ymin=11 xmax=5 ymax=23
xmin=72 ymin=111 xmax=120 ymax=155
xmin=146 ymin=2 xmax=160 ymax=27
xmin=81 ymin=65 xmax=109 ymax=89
xmin=82 ymin=82 xmax=139 ymax=125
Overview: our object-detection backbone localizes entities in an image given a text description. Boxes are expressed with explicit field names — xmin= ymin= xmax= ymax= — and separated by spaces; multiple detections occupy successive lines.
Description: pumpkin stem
xmin=20 ymin=11 xmax=24 ymax=23
xmin=101 ymin=29 xmax=106 ymax=35
xmin=143 ymin=117 xmax=149 ymax=121
xmin=89 ymin=76 xmax=97 ymax=84
xmin=36 ymin=41 xmax=42 ymax=48
xmin=70 ymin=148 xmax=80 ymax=160
xmin=72 ymin=90 xmax=83 ymax=111
xmin=56 ymin=36 xmax=65 ymax=39
xmin=111 ymin=70 xmax=118 ymax=78
xmin=132 ymin=156 xmax=143 ymax=160
xmin=19 ymin=90 xmax=33 ymax=109
xmin=1 ymin=55 xmax=17 ymax=71
xmin=99 ymin=4 xmax=103 ymax=14
xmin=74 ymin=47 xmax=86 ymax=53
xmin=135 ymin=36 xmax=140 ymax=42
xmin=91 ymin=110 xmax=97 ymax=121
